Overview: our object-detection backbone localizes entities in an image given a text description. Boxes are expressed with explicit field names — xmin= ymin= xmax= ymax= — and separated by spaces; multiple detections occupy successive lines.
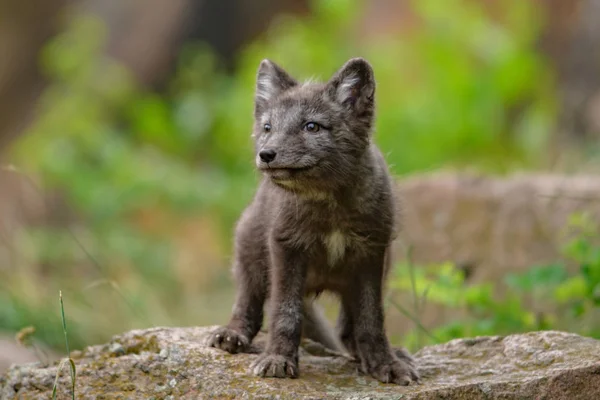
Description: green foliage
xmin=4 ymin=15 xmax=241 ymax=349
xmin=390 ymin=212 xmax=600 ymax=351
xmin=2 ymin=0 xmax=558 ymax=352
xmin=555 ymin=213 xmax=600 ymax=318
xmin=232 ymin=0 xmax=556 ymax=174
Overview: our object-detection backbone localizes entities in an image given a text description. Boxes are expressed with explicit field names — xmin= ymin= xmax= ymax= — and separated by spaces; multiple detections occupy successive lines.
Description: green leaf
xmin=554 ymin=276 xmax=587 ymax=303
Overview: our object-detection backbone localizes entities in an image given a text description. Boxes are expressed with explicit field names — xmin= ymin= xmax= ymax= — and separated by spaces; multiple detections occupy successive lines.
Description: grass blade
xmin=52 ymin=291 xmax=76 ymax=400
xmin=60 ymin=291 xmax=70 ymax=356
xmin=388 ymin=295 xmax=439 ymax=342
xmin=51 ymin=359 xmax=68 ymax=400
xmin=68 ymin=358 xmax=77 ymax=399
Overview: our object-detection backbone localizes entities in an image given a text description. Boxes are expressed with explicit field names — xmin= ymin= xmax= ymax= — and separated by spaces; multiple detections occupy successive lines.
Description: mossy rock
xmin=2 ymin=327 xmax=600 ymax=399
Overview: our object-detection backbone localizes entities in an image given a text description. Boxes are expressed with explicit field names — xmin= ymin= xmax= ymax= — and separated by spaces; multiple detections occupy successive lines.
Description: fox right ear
xmin=254 ymin=59 xmax=297 ymax=116
xmin=326 ymin=58 xmax=375 ymax=115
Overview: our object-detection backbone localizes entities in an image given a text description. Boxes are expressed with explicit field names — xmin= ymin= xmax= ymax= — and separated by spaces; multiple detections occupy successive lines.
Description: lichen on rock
xmin=2 ymin=327 xmax=600 ymax=399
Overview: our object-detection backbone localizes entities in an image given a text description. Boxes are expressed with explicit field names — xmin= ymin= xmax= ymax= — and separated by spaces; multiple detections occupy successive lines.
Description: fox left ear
xmin=326 ymin=58 xmax=375 ymax=114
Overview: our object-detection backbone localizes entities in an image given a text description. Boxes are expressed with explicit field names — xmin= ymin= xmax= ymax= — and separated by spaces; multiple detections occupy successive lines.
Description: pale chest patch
xmin=323 ymin=230 xmax=348 ymax=266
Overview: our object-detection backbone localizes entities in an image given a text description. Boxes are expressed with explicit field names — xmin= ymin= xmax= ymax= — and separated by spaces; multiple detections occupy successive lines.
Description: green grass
xmin=52 ymin=291 xmax=77 ymax=400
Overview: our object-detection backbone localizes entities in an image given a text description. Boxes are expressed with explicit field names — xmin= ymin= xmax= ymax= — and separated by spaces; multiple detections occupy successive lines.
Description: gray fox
xmin=207 ymin=57 xmax=419 ymax=385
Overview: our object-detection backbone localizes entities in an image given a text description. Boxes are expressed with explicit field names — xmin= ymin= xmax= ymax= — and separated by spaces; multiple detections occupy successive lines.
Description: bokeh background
xmin=2 ymin=0 xmax=600 ymax=369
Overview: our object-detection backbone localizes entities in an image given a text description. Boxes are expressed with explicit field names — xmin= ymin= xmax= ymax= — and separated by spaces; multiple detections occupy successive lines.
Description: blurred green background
xmin=1 ymin=0 xmax=600 ymax=366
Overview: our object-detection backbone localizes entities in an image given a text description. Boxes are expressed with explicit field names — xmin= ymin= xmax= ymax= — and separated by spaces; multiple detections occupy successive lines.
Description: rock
xmin=396 ymin=172 xmax=600 ymax=278
xmin=2 ymin=326 xmax=599 ymax=399
xmin=384 ymin=172 xmax=600 ymax=337
xmin=0 ymin=334 xmax=59 ymax=375
xmin=0 ymin=336 xmax=38 ymax=374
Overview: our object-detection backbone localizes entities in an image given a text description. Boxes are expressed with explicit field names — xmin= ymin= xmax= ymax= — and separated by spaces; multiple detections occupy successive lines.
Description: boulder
xmin=397 ymin=172 xmax=600 ymax=277
xmin=382 ymin=172 xmax=600 ymax=337
xmin=0 ymin=336 xmax=39 ymax=375
xmin=2 ymin=326 xmax=599 ymax=399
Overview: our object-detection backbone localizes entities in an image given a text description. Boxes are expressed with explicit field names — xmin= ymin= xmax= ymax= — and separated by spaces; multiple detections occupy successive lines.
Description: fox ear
xmin=254 ymin=59 xmax=297 ymax=116
xmin=327 ymin=58 xmax=375 ymax=114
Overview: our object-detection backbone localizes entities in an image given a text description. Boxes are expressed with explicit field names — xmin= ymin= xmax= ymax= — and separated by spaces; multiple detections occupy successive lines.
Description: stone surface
xmin=397 ymin=173 xmax=600 ymax=277
xmin=383 ymin=172 xmax=600 ymax=337
xmin=2 ymin=326 xmax=600 ymax=399
xmin=0 ymin=333 xmax=60 ymax=375
xmin=0 ymin=336 xmax=38 ymax=373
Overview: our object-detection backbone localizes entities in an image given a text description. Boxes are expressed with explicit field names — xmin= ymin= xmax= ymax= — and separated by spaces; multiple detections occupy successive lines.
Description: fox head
xmin=251 ymin=58 xmax=376 ymax=193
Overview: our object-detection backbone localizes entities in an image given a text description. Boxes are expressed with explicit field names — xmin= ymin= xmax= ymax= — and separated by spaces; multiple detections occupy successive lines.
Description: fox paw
xmin=369 ymin=357 xmax=420 ymax=385
xmin=393 ymin=347 xmax=418 ymax=369
xmin=250 ymin=354 xmax=298 ymax=378
xmin=206 ymin=327 xmax=249 ymax=354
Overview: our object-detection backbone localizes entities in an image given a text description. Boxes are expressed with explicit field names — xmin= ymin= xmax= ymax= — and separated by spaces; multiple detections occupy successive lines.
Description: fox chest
xmin=312 ymin=228 xmax=365 ymax=267
xmin=288 ymin=214 xmax=369 ymax=267
xmin=302 ymin=229 xmax=364 ymax=293
xmin=321 ymin=230 xmax=350 ymax=266
xmin=279 ymin=204 xmax=376 ymax=269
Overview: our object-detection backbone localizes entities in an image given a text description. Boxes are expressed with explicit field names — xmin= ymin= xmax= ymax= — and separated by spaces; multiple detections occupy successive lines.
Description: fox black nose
xmin=259 ymin=149 xmax=277 ymax=163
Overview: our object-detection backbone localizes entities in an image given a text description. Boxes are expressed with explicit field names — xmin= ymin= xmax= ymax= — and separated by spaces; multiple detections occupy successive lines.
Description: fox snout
xmin=255 ymin=147 xmax=314 ymax=174
xmin=255 ymin=149 xmax=277 ymax=169
xmin=258 ymin=149 xmax=277 ymax=163
xmin=255 ymin=144 xmax=290 ymax=170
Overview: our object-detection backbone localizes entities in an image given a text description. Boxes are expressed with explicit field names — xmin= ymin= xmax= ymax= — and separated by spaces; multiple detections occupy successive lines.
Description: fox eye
xmin=264 ymin=123 xmax=271 ymax=132
xmin=304 ymin=122 xmax=320 ymax=133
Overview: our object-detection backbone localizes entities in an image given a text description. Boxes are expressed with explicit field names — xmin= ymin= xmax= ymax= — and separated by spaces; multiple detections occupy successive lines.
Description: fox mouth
xmin=260 ymin=165 xmax=316 ymax=180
